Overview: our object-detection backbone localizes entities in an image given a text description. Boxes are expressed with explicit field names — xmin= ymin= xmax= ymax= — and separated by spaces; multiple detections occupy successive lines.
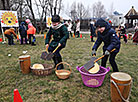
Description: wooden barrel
xmin=110 ymin=72 xmax=132 ymax=102
xmin=19 ymin=55 xmax=31 ymax=74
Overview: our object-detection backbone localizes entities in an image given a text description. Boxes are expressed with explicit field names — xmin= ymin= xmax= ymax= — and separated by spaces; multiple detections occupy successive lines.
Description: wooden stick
xmin=53 ymin=45 xmax=60 ymax=53
xmin=94 ymin=48 xmax=116 ymax=63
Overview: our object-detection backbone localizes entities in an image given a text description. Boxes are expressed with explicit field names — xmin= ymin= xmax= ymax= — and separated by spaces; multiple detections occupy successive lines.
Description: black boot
xmin=91 ymin=36 xmax=95 ymax=42
xmin=53 ymin=56 xmax=59 ymax=68
xmin=57 ymin=56 xmax=64 ymax=70
xmin=31 ymin=42 xmax=36 ymax=46
xmin=53 ymin=56 xmax=64 ymax=70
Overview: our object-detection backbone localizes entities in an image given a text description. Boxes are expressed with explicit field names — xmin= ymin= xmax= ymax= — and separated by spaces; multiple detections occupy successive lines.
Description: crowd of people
xmin=4 ymin=19 xmax=36 ymax=46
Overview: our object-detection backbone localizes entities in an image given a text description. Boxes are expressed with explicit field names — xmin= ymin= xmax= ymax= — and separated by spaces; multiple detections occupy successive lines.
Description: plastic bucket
xmin=19 ymin=55 xmax=31 ymax=74
xmin=110 ymin=72 xmax=132 ymax=102
xmin=76 ymin=66 xmax=110 ymax=87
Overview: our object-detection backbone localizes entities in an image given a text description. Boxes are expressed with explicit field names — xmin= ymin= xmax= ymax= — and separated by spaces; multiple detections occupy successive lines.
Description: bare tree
xmin=25 ymin=0 xmax=35 ymax=21
xmin=92 ymin=1 xmax=106 ymax=18
xmin=108 ymin=2 xmax=115 ymax=20
xmin=0 ymin=0 xmax=10 ymax=10
xmin=34 ymin=0 xmax=50 ymax=32
xmin=48 ymin=0 xmax=63 ymax=16
xmin=65 ymin=2 xmax=90 ymax=21
xmin=77 ymin=3 xmax=90 ymax=20
xmin=70 ymin=2 xmax=77 ymax=21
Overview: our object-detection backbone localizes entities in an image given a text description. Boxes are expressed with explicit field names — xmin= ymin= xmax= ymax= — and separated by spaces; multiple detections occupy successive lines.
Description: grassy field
xmin=0 ymin=34 xmax=138 ymax=102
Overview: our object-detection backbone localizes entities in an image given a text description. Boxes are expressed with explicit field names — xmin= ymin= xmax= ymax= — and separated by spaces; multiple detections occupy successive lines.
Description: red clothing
xmin=27 ymin=26 xmax=36 ymax=35
xmin=133 ymin=31 xmax=138 ymax=43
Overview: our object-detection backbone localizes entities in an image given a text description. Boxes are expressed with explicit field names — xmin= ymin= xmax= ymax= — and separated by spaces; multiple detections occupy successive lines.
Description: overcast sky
xmin=62 ymin=0 xmax=138 ymax=16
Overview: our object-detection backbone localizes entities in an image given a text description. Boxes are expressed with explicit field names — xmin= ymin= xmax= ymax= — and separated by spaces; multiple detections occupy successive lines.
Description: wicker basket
xmin=30 ymin=64 xmax=53 ymax=76
xmin=55 ymin=62 xmax=72 ymax=79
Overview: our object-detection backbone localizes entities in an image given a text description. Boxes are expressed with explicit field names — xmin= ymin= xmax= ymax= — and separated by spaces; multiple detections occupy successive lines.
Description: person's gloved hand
xmin=105 ymin=50 xmax=110 ymax=55
xmin=91 ymin=49 xmax=96 ymax=56
xmin=58 ymin=43 xmax=61 ymax=47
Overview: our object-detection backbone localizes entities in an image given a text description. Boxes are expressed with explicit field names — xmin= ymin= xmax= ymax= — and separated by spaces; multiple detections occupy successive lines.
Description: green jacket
xmin=45 ymin=24 xmax=69 ymax=48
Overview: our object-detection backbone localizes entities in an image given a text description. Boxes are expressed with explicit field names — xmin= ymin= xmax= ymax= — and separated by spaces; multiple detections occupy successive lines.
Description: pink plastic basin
xmin=76 ymin=66 xmax=110 ymax=87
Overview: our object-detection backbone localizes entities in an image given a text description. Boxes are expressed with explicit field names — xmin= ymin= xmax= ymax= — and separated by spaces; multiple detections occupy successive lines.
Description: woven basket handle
xmin=55 ymin=62 xmax=72 ymax=72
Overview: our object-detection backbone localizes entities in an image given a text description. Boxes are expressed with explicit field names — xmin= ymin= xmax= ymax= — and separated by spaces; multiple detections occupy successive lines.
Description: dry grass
xmin=0 ymin=34 xmax=138 ymax=102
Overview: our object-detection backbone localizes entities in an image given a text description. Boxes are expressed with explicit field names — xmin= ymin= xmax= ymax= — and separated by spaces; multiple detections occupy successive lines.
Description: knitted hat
xmin=28 ymin=23 xmax=33 ymax=28
xmin=95 ymin=18 xmax=107 ymax=28
xmin=51 ymin=15 xmax=60 ymax=22
xmin=25 ymin=19 xmax=31 ymax=24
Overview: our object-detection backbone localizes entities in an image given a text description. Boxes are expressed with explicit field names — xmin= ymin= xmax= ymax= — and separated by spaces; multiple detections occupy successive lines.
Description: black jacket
xmin=19 ymin=22 xmax=27 ymax=37
xmin=93 ymin=18 xmax=120 ymax=53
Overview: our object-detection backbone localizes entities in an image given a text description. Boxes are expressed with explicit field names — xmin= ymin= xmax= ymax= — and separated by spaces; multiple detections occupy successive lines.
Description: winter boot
xmin=31 ymin=42 xmax=36 ymax=46
xmin=53 ymin=56 xmax=64 ymax=70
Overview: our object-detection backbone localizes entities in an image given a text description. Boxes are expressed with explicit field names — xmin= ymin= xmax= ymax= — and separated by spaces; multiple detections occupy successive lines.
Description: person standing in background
xmin=67 ymin=20 xmax=72 ymax=38
xmin=72 ymin=21 xmax=76 ymax=37
xmin=27 ymin=23 xmax=36 ymax=46
xmin=25 ymin=19 xmax=36 ymax=46
xmin=76 ymin=19 xmax=80 ymax=38
xmin=90 ymin=19 xmax=96 ymax=42
xmin=19 ymin=22 xmax=28 ymax=44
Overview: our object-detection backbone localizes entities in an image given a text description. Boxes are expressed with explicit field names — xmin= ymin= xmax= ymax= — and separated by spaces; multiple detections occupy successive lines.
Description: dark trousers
xmin=101 ymin=52 xmax=119 ymax=72
xmin=123 ymin=35 xmax=127 ymax=43
xmin=21 ymin=36 xmax=27 ymax=44
xmin=76 ymin=31 xmax=80 ymax=38
xmin=74 ymin=29 xmax=76 ymax=36
xmin=48 ymin=46 xmax=64 ymax=70
xmin=90 ymin=35 xmax=94 ymax=42
xmin=90 ymin=32 xmax=95 ymax=42
xmin=28 ymin=34 xmax=36 ymax=44
xmin=5 ymin=34 xmax=14 ymax=45
xmin=69 ymin=31 xmax=72 ymax=37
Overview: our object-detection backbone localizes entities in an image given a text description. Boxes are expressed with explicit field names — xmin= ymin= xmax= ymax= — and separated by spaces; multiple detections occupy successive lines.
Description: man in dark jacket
xmin=90 ymin=20 xmax=96 ymax=42
xmin=91 ymin=18 xmax=120 ymax=72
xmin=19 ymin=22 xmax=27 ymax=44
xmin=45 ymin=15 xmax=69 ymax=70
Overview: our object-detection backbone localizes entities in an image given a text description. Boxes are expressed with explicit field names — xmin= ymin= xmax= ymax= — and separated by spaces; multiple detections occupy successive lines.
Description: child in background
xmin=19 ymin=22 xmax=28 ymax=44
xmin=45 ymin=15 xmax=69 ymax=70
xmin=76 ymin=19 xmax=80 ymax=38
xmin=92 ymin=18 xmax=120 ymax=72
xmin=67 ymin=20 xmax=73 ymax=38
xmin=121 ymin=26 xmax=127 ymax=44
xmin=90 ymin=19 xmax=96 ymax=42
xmin=27 ymin=23 xmax=36 ymax=46
xmin=4 ymin=28 xmax=17 ymax=45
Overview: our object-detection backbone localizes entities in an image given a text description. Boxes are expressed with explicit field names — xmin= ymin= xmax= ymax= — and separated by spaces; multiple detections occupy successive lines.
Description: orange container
xmin=110 ymin=72 xmax=132 ymax=102
xmin=19 ymin=55 xmax=31 ymax=74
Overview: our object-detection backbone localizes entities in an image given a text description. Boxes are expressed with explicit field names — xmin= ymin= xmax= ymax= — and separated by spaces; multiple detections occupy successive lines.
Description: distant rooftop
xmin=113 ymin=11 xmax=123 ymax=15
xmin=125 ymin=6 xmax=138 ymax=18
